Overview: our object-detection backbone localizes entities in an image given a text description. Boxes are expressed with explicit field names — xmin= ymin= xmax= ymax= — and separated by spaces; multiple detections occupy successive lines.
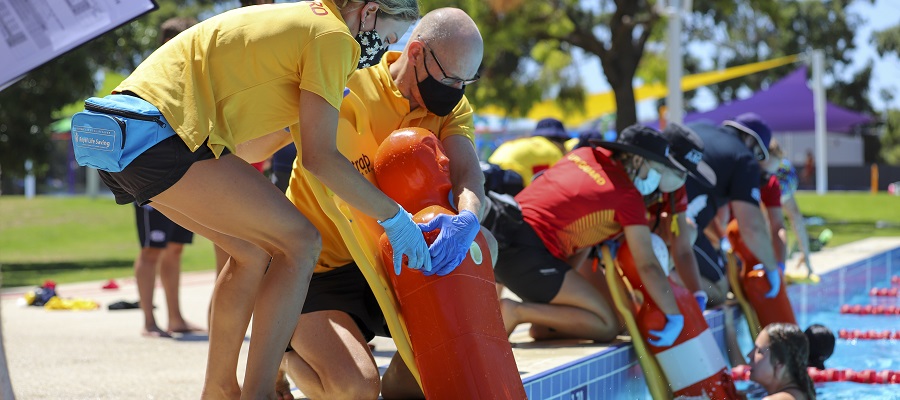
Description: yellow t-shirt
xmin=287 ymin=51 xmax=476 ymax=273
xmin=488 ymin=136 xmax=564 ymax=185
xmin=115 ymin=0 xmax=359 ymax=157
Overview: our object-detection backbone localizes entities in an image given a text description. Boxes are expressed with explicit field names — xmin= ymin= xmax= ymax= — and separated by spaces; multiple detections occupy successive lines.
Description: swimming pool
xmin=735 ymin=246 xmax=900 ymax=399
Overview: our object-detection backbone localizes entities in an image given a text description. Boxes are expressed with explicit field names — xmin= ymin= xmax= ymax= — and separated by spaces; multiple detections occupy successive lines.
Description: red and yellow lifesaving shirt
xmin=515 ymin=147 xmax=647 ymax=260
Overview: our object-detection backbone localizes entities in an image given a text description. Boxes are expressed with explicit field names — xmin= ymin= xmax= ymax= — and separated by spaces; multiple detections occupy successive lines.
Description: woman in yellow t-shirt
xmin=100 ymin=1 xmax=420 ymax=398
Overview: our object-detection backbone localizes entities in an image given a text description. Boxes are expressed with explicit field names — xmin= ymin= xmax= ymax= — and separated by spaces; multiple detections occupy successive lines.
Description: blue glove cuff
xmin=378 ymin=206 xmax=406 ymax=230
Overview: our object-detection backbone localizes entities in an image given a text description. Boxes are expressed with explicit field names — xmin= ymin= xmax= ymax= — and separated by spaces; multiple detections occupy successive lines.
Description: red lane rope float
xmin=869 ymin=287 xmax=900 ymax=297
xmin=838 ymin=329 xmax=900 ymax=340
xmin=891 ymin=276 xmax=900 ymax=286
xmin=839 ymin=304 xmax=900 ymax=315
xmin=731 ymin=365 xmax=900 ymax=384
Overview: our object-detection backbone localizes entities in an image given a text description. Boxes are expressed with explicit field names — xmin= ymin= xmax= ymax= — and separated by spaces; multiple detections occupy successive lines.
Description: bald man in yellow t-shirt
xmin=240 ymin=8 xmax=487 ymax=399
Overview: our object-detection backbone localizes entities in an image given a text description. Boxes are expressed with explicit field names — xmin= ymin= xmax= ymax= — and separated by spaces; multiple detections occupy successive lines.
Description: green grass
xmin=0 ymin=196 xmax=214 ymax=288
xmin=1 ymin=193 xmax=898 ymax=288
xmin=793 ymin=192 xmax=900 ymax=248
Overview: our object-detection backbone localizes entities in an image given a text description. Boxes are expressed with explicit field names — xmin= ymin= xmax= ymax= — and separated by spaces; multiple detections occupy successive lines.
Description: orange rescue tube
xmin=617 ymin=241 xmax=738 ymax=399
xmin=375 ymin=128 xmax=525 ymax=399
xmin=726 ymin=219 xmax=796 ymax=336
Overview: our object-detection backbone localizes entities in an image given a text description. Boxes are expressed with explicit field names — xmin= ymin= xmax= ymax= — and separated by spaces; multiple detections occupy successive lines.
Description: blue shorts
xmin=134 ymin=203 xmax=194 ymax=248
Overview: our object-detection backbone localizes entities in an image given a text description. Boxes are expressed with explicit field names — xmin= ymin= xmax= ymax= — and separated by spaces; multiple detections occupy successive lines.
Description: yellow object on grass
xmin=23 ymin=291 xmax=36 ymax=306
xmin=602 ymin=246 xmax=672 ymax=400
xmin=43 ymin=296 xmax=99 ymax=311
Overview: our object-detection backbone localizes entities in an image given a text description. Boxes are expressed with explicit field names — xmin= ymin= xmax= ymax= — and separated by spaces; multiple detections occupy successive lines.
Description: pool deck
xmin=2 ymin=236 xmax=899 ymax=399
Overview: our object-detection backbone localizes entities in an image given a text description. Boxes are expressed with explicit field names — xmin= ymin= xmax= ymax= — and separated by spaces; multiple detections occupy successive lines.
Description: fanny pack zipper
xmin=84 ymin=103 xmax=166 ymax=149
xmin=85 ymin=103 xmax=165 ymax=126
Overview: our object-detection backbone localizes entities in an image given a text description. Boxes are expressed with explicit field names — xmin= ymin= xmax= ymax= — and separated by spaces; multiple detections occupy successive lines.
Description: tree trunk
xmin=612 ymin=79 xmax=638 ymax=133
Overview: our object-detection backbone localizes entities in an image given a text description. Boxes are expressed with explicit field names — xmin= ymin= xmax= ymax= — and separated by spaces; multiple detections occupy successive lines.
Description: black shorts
xmin=98 ymin=135 xmax=225 ymax=206
xmin=301 ymin=263 xmax=390 ymax=343
xmin=134 ymin=203 xmax=194 ymax=248
xmin=694 ymin=233 xmax=726 ymax=283
xmin=493 ymin=222 xmax=571 ymax=303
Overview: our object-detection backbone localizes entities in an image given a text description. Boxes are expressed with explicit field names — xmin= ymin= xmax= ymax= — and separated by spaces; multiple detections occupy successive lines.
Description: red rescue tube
xmin=726 ymin=220 xmax=796 ymax=332
xmin=617 ymin=241 xmax=739 ymax=399
xmin=375 ymin=128 xmax=525 ymax=399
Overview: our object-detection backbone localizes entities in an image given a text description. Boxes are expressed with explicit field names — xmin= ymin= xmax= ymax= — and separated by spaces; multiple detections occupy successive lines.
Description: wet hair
xmin=804 ymin=324 xmax=835 ymax=370
xmin=337 ymin=0 xmax=420 ymax=22
xmin=766 ymin=323 xmax=816 ymax=400
xmin=159 ymin=17 xmax=197 ymax=45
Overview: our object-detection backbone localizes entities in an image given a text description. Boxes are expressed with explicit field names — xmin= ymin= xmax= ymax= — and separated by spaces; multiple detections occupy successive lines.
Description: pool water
xmin=734 ymin=253 xmax=900 ymax=399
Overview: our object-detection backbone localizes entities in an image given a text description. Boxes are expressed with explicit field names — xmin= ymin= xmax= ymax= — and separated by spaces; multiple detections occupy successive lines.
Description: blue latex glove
xmin=378 ymin=206 xmax=431 ymax=275
xmin=417 ymin=210 xmax=480 ymax=276
xmin=719 ymin=237 xmax=732 ymax=253
xmin=648 ymin=314 xmax=685 ymax=347
xmin=694 ymin=290 xmax=709 ymax=312
xmin=764 ymin=268 xmax=781 ymax=298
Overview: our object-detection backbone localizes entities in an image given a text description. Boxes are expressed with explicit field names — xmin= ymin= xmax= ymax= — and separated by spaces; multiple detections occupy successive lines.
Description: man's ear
xmin=407 ymin=40 xmax=425 ymax=67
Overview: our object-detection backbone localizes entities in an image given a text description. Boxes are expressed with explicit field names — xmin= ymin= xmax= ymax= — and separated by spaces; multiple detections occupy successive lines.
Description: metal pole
xmin=812 ymin=50 xmax=827 ymax=195
xmin=86 ymin=167 xmax=99 ymax=198
xmin=665 ymin=0 xmax=684 ymax=125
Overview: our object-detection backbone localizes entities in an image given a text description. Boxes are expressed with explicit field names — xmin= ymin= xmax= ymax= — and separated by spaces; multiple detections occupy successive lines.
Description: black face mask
xmin=415 ymin=65 xmax=465 ymax=117
xmin=355 ymin=11 xmax=387 ymax=69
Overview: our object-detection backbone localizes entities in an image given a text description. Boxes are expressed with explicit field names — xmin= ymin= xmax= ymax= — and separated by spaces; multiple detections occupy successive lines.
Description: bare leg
xmin=151 ymin=154 xmax=320 ymax=400
xmin=214 ymin=244 xmax=230 ymax=278
xmin=159 ymin=243 xmax=204 ymax=333
xmin=500 ymin=270 xmax=621 ymax=341
xmin=381 ymin=352 xmax=424 ymax=400
xmin=153 ymin=203 xmax=267 ymax=399
xmin=134 ymin=247 xmax=170 ymax=338
xmin=282 ymin=311 xmax=380 ymax=399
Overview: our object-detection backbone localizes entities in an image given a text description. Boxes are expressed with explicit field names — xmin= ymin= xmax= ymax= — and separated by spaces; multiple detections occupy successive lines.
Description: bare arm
xmin=443 ymin=135 xmax=486 ymax=219
xmin=731 ymin=200 xmax=779 ymax=273
xmin=782 ymin=196 xmax=812 ymax=273
xmin=623 ymin=224 xmax=680 ymax=315
xmin=298 ymin=90 xmax=398 ymax=221
xmin=235 ymin=129 xmax=292 ymax=163
xmin=671 ymin=213 xmax=702 ymax=294
xmin=764 ymin=205 xmax=786 ymax=263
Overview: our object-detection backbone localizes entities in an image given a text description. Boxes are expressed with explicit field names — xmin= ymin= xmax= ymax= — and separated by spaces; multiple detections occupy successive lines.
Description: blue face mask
xmin=634 ymin=166 xmax=662 ymax=195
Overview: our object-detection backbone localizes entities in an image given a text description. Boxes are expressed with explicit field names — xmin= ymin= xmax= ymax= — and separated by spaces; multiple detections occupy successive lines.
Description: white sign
xmin=0 ymin=0 xmax=157 ymax=91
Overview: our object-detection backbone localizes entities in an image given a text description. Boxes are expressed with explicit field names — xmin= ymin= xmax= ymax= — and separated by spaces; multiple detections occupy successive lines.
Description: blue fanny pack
xmin=71 ymin=94 xmax=177 ymax=172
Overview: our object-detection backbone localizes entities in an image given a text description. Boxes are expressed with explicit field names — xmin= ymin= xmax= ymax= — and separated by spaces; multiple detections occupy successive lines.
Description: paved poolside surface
xmin=2 ymin=236 xmax=899 ymax=399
